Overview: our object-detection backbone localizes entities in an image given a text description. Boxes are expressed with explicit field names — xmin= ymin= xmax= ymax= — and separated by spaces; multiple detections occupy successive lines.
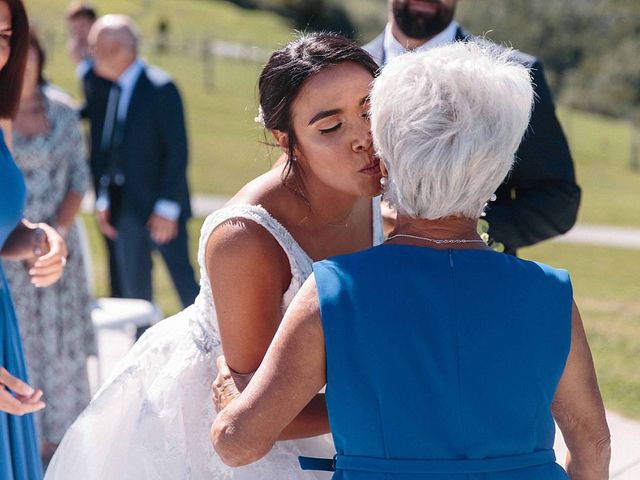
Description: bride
xmin=45 ymin=33 xmax=384 ymax=479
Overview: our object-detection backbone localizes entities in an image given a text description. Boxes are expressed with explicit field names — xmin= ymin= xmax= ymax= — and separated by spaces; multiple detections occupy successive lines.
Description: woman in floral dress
xmin=3 ymin=31 xmax=95 ymax=463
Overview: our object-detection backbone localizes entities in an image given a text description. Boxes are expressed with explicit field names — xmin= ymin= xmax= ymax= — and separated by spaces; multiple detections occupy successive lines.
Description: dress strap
xmin=198 ymin=199 xmax=384 ymax=284
xmin=197 ymin=204 xmax=312 ymax=283
xmin=299 ymin=449 xmax=556 ymax=474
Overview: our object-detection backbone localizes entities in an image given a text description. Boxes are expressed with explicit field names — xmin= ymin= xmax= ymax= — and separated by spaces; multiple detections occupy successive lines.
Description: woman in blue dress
xmin=0 ymin=1 xmax=68 ymax=478
xmin=211 ymin=42 xmax=611 ymax=478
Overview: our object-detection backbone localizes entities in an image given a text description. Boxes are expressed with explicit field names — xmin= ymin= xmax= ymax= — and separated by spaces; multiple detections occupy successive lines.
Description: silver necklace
xmin=386 ymin=233 xmax=485 ymax=245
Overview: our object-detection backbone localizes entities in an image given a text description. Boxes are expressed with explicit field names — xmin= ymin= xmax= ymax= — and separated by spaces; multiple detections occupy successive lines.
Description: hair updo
xmin=258 ymin=32 xmax=379 ymax=186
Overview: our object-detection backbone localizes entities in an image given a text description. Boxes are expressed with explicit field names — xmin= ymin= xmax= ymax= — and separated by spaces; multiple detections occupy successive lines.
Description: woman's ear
xmin=271 ymin=130 xmax=289 ymax=154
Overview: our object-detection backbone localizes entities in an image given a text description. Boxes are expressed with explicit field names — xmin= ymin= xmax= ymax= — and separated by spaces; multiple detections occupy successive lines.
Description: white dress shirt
xmin=76 ymin=58 xmax=93 ymax=80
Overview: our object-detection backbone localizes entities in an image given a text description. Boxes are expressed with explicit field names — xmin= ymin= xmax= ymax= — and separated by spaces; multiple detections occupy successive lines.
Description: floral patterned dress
xmin=2 ymin=87 xmax=96 ymax=444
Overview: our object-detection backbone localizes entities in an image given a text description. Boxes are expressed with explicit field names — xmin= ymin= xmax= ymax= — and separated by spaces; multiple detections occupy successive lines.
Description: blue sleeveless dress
xmin=306 ymin=244 xmax=571 ymax=479
xmin=0 ymin=130 xmax=43 ymax=479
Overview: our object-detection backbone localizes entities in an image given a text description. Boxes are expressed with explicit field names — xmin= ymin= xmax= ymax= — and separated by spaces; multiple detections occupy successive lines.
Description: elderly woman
xmin=212 ymin=42 xmax=611 ymax=479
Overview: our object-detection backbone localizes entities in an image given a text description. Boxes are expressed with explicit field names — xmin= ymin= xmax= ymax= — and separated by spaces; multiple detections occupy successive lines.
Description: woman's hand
xmin=28 ymin=222 xmax=68 ymax=288
xmin=212 ymin=356 xmax=253 ymax=413
xmin=0 ymin=367 xmax=45 ymax=416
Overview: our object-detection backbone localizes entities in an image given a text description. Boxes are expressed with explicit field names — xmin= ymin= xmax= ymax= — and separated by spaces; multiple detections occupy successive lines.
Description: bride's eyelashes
xmin=319 ymin=123 xmax=342 ymax=135
xmin=318 ymin=107 xmax=370 ymax=135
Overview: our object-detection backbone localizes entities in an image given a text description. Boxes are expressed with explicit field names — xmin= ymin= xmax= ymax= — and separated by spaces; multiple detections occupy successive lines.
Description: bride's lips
xmin=359 ymin=157 xmax=381 ymax=176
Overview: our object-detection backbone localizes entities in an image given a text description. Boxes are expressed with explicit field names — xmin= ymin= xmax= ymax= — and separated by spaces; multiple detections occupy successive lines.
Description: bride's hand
xmin=212 ymin=356 xmax=253 ymax=413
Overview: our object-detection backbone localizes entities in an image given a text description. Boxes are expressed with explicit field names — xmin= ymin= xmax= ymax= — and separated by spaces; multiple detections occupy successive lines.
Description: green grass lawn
xmin=520 ymin=241 xmax=640 ymax=419
xmin=557 ymin=108 xmax=640 ymax=227
xmin=26 ymin=0 xmax=640 ymax=419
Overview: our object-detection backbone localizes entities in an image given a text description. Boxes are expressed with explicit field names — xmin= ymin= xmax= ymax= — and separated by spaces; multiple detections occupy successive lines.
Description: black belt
xmin=299 ymin=449 xmax=556 ymax=474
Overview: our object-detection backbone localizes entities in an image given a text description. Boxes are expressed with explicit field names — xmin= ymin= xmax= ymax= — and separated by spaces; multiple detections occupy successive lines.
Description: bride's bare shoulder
xmin=204 ymin=171 xmax=297 ymax=283
xmin=225 ymin=167 xmax=301 ymax=226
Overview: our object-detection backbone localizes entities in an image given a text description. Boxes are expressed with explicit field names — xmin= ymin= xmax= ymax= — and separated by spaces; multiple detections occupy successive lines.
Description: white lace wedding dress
xmin=45 ymin=201 xmax=383 ymax=479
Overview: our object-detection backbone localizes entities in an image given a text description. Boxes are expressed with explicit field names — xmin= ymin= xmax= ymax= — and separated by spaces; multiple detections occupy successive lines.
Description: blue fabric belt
xmin=299 ymin=449 xmax=556 ymax=474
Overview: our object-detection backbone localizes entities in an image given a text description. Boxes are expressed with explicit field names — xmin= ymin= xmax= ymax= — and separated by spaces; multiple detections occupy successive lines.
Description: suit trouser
xmin=113 ymin=209 xmax=199 ymax=313
xmin=104 ymin=236 xmax=123 ymax=298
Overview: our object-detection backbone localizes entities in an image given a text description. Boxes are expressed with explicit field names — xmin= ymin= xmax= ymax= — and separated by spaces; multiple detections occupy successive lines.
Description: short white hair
xmin=370 ymin=41 xmax=534 ymax=219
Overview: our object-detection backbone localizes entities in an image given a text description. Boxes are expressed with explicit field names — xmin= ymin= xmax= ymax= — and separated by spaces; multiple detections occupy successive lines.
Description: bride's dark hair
xmin=258 ymin=32 xmax=379 ymax=193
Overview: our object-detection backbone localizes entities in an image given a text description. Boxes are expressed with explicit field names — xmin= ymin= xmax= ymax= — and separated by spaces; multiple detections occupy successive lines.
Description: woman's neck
xmin=14 ymin=88 xmax=49 ymax=137
xmin=0 ymin=119 xmax=13 ymax=151
xmin=20 ymin=83 xmax=40 ymax=104
xmin=291 ymin=173 xmax=361 ymax=230
xmin=389 ymin=213 xmax=486 ymax=249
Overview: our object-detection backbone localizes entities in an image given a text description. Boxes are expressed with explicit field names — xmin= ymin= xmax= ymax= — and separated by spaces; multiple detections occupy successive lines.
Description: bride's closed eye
xmin=319 ymin=123 xmax=342 ymax=135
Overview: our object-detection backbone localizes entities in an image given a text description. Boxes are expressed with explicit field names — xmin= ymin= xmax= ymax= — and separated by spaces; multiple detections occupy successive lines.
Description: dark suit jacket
xmin=364 ymin=27 xmax=581 ymax=254
xmin=85 ymin=64 xmax=192 ymax=224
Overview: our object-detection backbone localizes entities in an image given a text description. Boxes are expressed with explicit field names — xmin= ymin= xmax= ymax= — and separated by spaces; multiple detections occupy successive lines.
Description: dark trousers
xmin=113 ymin=210 xmax=199 ymax=336
xmin=104 ymin=236 xmax=123 ymax=297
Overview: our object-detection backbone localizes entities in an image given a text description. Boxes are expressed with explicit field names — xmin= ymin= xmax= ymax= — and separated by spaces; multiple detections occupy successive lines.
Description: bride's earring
xmin=380 ymin=176 xmax=388 ymax=188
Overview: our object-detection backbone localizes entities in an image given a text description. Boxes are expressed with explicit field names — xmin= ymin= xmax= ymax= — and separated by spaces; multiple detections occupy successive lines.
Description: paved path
xmin=89 ymin=327 xmax=640 ymax=478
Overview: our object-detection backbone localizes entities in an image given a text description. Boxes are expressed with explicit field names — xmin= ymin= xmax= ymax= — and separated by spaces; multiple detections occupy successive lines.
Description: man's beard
xmin=392 ymin=0 xmax=456 ymax=40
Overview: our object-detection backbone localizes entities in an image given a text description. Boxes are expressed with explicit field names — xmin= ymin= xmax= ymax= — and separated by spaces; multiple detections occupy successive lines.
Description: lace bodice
xmin=191 ymin=199 xmax=384 ymax=353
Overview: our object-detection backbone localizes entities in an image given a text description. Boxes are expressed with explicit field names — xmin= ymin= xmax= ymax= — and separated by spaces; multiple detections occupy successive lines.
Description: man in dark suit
xmin=86 ymin=15 xmax=198 ymax=328
xmin=66 ymin=2 xmax=126 ymax=298
xmin=365 ymin=0 xmax=581 ymax=255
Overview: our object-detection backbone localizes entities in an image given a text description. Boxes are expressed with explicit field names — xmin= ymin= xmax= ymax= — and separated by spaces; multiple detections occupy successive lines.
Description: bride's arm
xmin=206 ymin=218 xmax=291 ymax=374
xmin=206 ymin=220 xmax=329 ymax=440
xmin=211 ymin=275 xmax=327 ymax=466
xmin=279 ymin=393 xmax=328 ymax=440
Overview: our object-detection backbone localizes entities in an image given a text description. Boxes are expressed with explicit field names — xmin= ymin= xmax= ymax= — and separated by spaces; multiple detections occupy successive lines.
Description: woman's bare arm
xmin=207 ymin=218 xmax=291 ymax=375
xmin=213 ymin=358 xmax=329 ymax=441
xmin=552 ymin=301 xmax=610 ymax=479
xmin=1 ymin=220 xmax=37 ymax=260
xmin=211 ymin=275 xmax=327 ymax=466
xmin=55 ymin=191 xmax=84 ymax=236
